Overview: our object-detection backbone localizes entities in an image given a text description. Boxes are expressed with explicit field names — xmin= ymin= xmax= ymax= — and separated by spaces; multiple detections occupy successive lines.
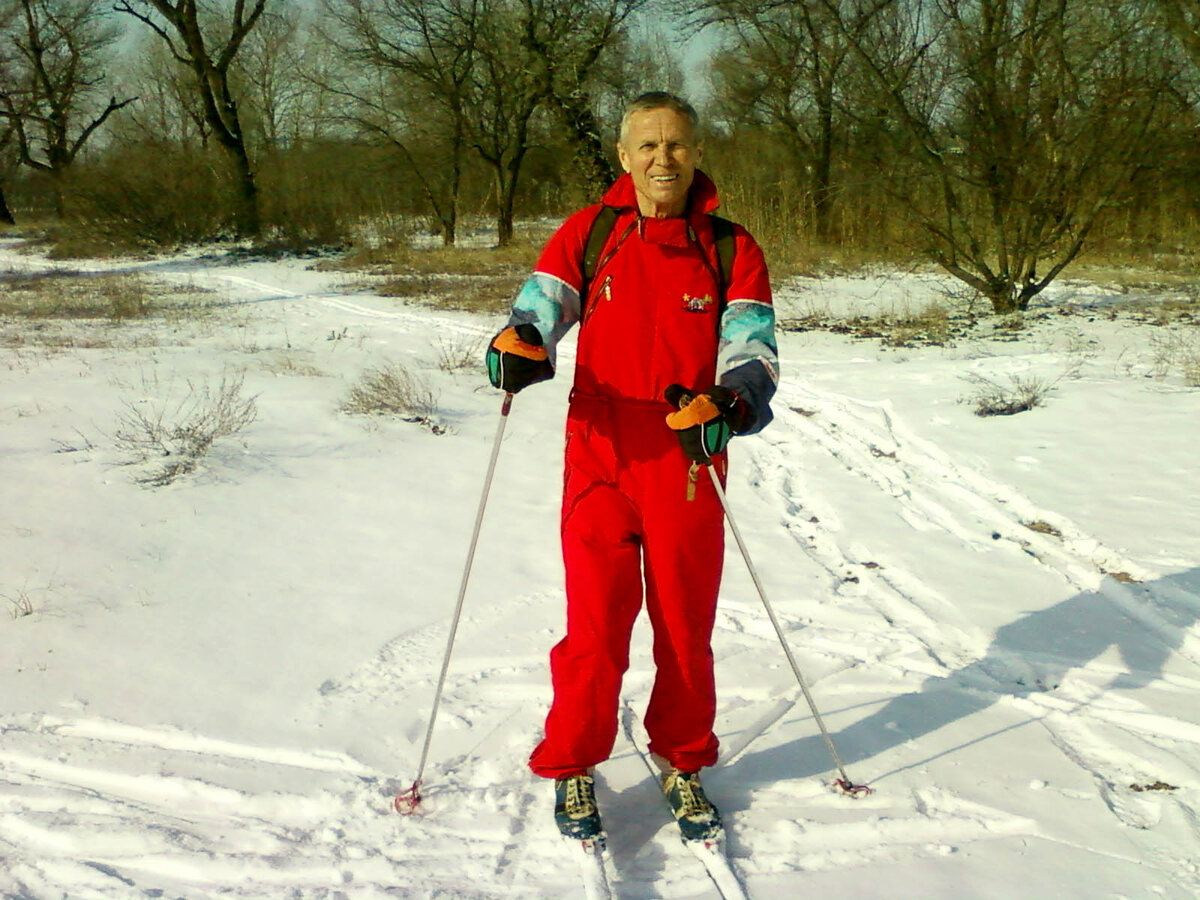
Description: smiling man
xmin=617 ymin=99 xmax=700 ymax=218
xmin=486 ymin=92 xmax=779 ymax=846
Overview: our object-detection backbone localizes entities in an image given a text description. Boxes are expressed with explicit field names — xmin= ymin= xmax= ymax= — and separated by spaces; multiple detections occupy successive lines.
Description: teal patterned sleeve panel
xmin=718 ymin=300 xmax=778 ymax=381
xmin=506 ymin=272 xmax=582 ymax=368
xmin=717 ymin=300 xmax=779 ymax=434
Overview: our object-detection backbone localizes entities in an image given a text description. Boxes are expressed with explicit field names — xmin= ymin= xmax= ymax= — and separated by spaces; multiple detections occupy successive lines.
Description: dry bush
xmin=1148 ymin=330 xmax=1200 ymax=387
xmin=962 ymin=372 xmax=1060 ymax=416
xmin=5 ymin=590 xmax=34 ymax=619
xmin=115 ymin=371 xmax=259 ymax=486
xmin=342 ymin=363 xmax=443 ymax=433
xmin=61 ymin=145 xmax=233 ymax=251
xmin=435 ymin=335 xmax=485 ymax=373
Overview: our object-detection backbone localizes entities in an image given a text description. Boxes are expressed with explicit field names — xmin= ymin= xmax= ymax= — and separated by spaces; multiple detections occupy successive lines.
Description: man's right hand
xmin=486 ymin=324 xmax=554 ymax=393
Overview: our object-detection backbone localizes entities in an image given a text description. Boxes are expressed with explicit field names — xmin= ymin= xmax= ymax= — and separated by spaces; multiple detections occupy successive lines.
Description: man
xmin=486 ymin=92 xmax=778 ymax=843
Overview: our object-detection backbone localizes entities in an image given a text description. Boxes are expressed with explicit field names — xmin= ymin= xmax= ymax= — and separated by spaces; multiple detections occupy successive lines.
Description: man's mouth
xmin=650 ymin=174 xmax=678 ymax=184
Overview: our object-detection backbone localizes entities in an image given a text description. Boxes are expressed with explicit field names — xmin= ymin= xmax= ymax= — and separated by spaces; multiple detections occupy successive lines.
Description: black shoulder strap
xmin=709 ymin=214 xmax=736 ymax=298
xmin=581 ymin=205 xmax=618 ymax=300
xmin=581 ymin=206 xmax=738 ymax=308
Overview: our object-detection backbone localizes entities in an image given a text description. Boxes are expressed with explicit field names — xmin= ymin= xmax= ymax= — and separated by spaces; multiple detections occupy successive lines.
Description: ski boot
xmin=554 ymin=773 xmax=604 ymax=841
xmin=662 ymin=769 xmax=723 ymax=842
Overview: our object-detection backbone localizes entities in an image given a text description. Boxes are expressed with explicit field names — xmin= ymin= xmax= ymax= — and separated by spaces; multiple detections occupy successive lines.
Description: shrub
xmin=5 ymin=590 xmax=34 ymax=619
xmin=1149 ymin=330 xmax=1200 ymax=387
xmin=114 ymin=371 xmax=259 ymax=486
xmin=435 ymin=335 xmax=485 ymax=373
xmin=342 ymin=363 xmax=443 ymax=433
xmin=963 ymin=372 xmax=1058 ymax=416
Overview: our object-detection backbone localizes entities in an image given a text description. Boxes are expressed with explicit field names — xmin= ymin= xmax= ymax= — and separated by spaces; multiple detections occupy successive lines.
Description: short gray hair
xmin=618 ymin=92 xmax=701 ymax=145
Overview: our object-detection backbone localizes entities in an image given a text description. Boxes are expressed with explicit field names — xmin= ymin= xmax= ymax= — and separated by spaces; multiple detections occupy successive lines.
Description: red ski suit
xmin=506 ymin=172 xmax=777 ymax=778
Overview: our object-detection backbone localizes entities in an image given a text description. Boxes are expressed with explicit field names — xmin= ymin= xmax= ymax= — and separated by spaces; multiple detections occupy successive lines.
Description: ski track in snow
xmin=3 ymin=254 xmax=1199 ymax=898
xmin=726 ymin=379 xmax=1200 ymax=892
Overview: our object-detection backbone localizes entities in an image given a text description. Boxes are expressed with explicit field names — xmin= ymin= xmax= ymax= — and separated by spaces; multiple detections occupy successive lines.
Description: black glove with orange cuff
xmin=486 ymin=324 xmax=553 ymax=393
xmin=664 ymin=384 xmax=750 ymax=463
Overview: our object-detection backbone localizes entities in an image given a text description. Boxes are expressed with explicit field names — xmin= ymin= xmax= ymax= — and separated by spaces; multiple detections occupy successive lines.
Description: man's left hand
xmin=665 ymin=384 xmax=744 ymax=463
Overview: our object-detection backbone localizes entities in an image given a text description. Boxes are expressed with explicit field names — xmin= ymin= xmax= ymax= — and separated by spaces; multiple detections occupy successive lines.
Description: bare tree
xmin=1154 ymin=0 xmax=1200 ymax=69
xmin=328 ymin=0 xmax=642 ymax=246
xmin=0 ymin=2 xmax=20 ymax=223
xmin=322 ymin=0 xmax=478 ymax=245
xmin=823 ymin=0 xmax=1181 ymax=313
xmin=471 ymin=0 xmax=646 ymax=243
xmin=696 ymin=0 xmax=851 ymax=242
xmin=0 ymin=0 xmax=134 ymax=217
xmin=235 ymin=4 xmax=317 ymax=150
xmin=118 ymin=34 xmax=211 ymax=147
xmin=520 ymin=0 xmax=649 ymax=199
xmin=114 ymin=0 xmax=273 ymax=236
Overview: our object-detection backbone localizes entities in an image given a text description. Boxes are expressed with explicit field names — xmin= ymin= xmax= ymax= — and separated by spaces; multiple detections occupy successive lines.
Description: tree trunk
xmin=0 ymin=184 xmax=14 ymax=225
xmin=813 ymin=100 xmax=835 ymax=243
xmin=229 ymin=140 xmax=260 ymax=237
xmin=496 ymin=169 xmax=516 ymax=246
xmin=554 ymin=92 xmax=616 ymax=198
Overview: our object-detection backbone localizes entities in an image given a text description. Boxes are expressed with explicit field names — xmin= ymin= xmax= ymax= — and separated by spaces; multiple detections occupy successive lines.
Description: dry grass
xmin=0 ymin=271 xmax=152 ymax=320
xmin=1 ymin=270 xmax=216 ymax=320
xmin=0 ymin=271 xmax=219 ymax=349
xmin=1148 ymin=330 xmax=1200 ymax=387
xmin=114 ymin=371 xmax=259 ymax=487
xmin=341 ymin=363 xmax=444 ymax=433
xmin=325 ymin=230 xmax=548 ymax=315
xmin=377 ymin=273 xmax=525 ymax=315
xmin=262 ymin=352 xmax=326 ymax=377
xmin=781 ymin=300 xmax=972 ymax=347
xmin=1024 ymin=521 xmax=1064 ymax=539
xmin=962 ymin=372 xmax=1060 ymax=416
xmin=332 ymin=231 xmax=545 ymax=275
xmin=434 ymin=335 xmax=485 ymax=373
xmin=5 ymin=590 xmax=34 ymax=619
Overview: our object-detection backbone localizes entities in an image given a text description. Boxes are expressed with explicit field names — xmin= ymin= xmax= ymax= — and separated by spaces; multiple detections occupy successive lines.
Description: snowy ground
xmin=2 ymin=237 xmax=1199 ymax=899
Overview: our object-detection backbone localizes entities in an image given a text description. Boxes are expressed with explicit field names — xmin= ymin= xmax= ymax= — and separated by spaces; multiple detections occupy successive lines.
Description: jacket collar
xmin=601 ymin=170 xmax=720 ymax=216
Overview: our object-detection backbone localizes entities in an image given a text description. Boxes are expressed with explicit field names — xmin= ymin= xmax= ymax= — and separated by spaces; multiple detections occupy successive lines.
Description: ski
xmin=620 ymin=702 xmax=751 ymax=900
xmin=686 ymin=836 xmax=750 ymax=900
xmin=571 ymin=836 xmax=613 ymax=900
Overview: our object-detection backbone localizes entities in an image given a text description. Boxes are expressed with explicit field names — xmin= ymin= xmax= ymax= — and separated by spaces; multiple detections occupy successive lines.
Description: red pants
xmin=529 ymin=396 xmax=726 ymax=778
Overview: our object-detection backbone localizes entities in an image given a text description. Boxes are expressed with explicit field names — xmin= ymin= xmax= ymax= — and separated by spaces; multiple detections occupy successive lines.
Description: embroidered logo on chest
xmin=682 ymin=293 xmax=715 ymax=313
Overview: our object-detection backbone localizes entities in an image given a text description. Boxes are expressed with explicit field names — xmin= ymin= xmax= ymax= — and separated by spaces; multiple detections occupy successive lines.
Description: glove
xmin=664 ymin=384 xmax=745 ymax=463
xmin=486 ymin=324 xmax=553 ymax=393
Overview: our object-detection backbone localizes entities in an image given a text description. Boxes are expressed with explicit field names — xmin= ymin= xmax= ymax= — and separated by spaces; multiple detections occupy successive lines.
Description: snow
xmin=2 ymin=237 xmax=1199 ymax=899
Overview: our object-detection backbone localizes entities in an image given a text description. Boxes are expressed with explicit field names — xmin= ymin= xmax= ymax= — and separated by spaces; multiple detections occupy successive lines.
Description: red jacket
xmin=508 ymin=171 xmax=778 ymax=431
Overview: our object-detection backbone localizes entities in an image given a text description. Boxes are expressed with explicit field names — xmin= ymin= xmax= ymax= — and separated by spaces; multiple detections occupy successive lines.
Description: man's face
xmin=617 ymin=107 xmax=702 ymax=218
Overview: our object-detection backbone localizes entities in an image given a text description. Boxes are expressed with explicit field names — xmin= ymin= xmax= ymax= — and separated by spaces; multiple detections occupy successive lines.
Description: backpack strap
xmin=581 ymin=204 xmax=618 ymax=304
xmin=709 ymin=214 xmax=736 ymax=305
xmin=581 ymin=205 xmax=738 ymax=313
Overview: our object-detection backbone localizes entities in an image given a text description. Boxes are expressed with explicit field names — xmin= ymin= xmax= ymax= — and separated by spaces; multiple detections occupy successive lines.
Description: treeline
xmin=1 ymin=0 xmax=1198 ymax=311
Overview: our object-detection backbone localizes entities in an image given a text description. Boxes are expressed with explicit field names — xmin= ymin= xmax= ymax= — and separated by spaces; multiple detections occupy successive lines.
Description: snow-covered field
xmin=2 ymin=237 xmax=1198 ymax=899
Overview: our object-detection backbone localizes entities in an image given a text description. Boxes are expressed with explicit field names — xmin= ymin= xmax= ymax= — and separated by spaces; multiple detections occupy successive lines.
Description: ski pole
xmin=705 ymin=463 xmax=871 ymax=798
xmin=395 ymin=391 xmax=514 ymax=814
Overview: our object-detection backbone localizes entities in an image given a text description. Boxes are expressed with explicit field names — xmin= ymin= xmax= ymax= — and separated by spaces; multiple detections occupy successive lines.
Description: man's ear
xmin=695 ymin=143 xmax=704 ymax=165
xmin=616 ymin=143 xmax=631 ymax=173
